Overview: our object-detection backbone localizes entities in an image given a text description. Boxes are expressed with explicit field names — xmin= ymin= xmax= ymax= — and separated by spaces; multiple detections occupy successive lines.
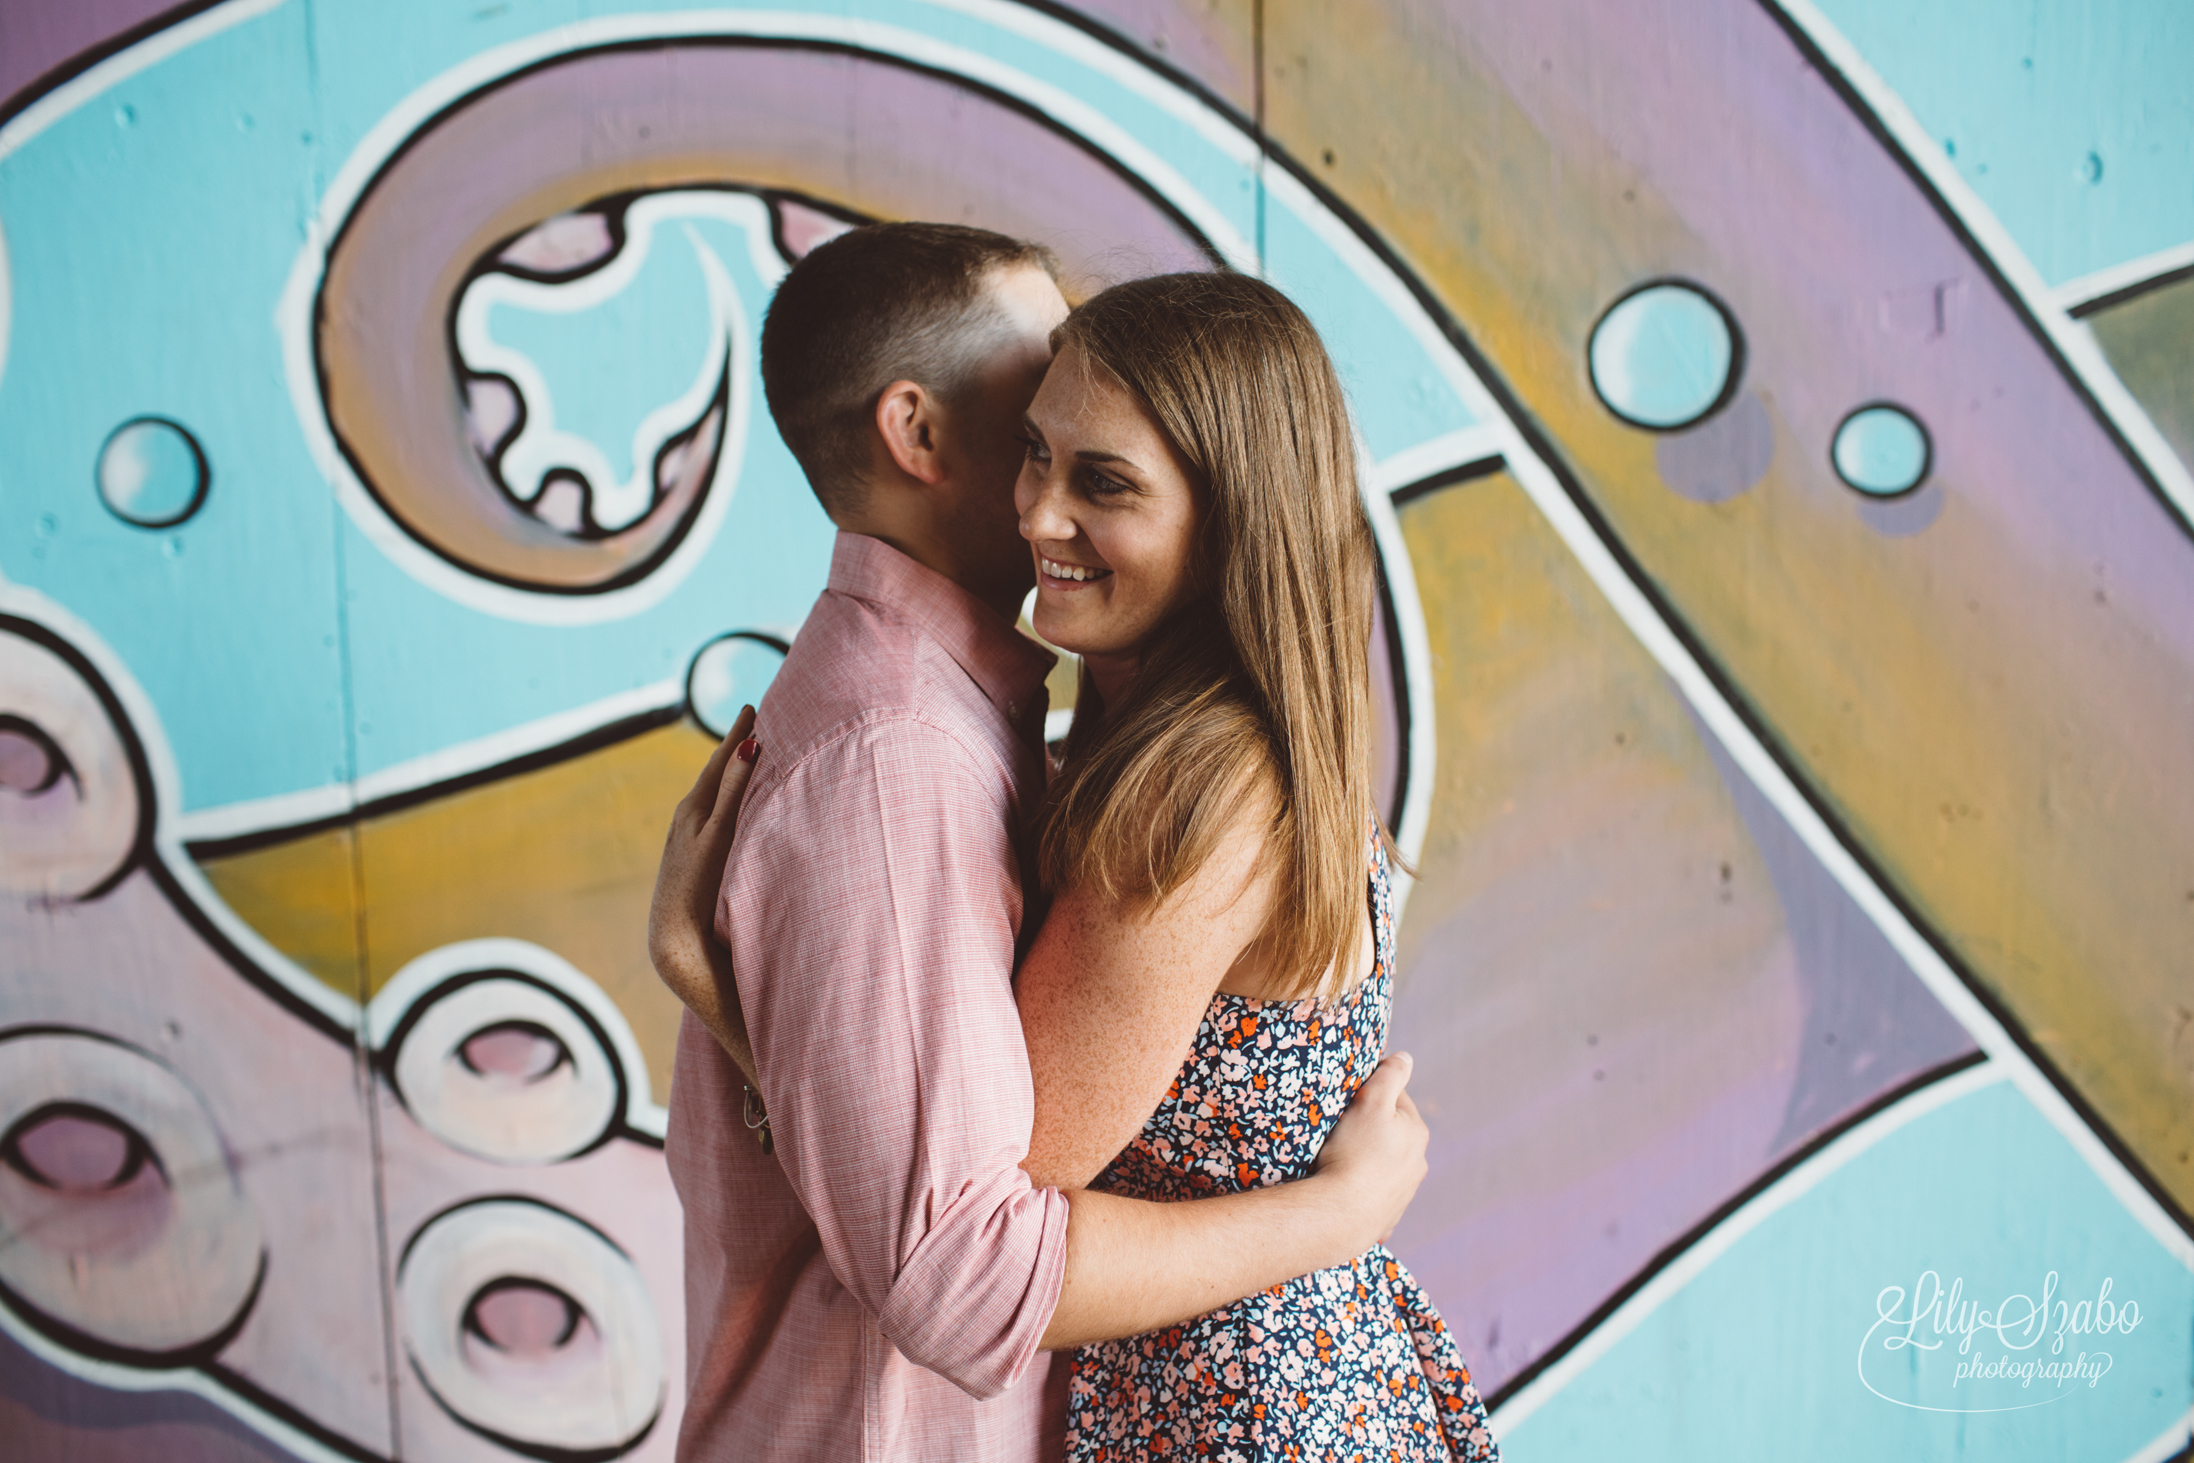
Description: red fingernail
xmin=736 ymin=739 xmax=759 ymax=764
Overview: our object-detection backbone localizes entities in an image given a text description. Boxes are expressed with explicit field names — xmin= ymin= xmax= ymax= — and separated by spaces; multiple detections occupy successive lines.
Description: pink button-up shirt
xmin=666 ymin=532 xmax=1068 ymax=1462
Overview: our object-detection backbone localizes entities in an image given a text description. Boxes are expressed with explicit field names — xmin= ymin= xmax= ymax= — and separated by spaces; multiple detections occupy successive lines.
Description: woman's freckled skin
xmin=1015 ymin=344 xmax=1207 ymax=709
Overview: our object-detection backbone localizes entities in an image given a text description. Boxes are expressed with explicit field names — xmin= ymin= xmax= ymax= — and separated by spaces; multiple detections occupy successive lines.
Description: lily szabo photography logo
xmin=1859 ymin=1270 xmax=2141 ymax=1413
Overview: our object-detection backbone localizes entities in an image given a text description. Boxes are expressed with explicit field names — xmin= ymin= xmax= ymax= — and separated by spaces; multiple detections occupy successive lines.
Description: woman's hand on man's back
xmin=1312 ymin=1051 xmax=1430 ymax=1250
xmin=649 ymin=706 xmax=763 ymax=1091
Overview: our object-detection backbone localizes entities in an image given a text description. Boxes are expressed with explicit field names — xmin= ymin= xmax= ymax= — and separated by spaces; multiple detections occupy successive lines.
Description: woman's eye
xmin=1085 ymin=469 xmax=1129 ymax=497
xmin=1017 ymin=433 xmax=1049 ymax=464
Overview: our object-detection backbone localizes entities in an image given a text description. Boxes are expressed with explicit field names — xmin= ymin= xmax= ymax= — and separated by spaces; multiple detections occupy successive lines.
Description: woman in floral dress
xmin=1013 ymin=271 xmax=1500 ymax=1461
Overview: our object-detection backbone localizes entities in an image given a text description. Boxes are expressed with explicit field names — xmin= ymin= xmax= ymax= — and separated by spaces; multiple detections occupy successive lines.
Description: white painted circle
xmin=399 ymin=1200 xmax=663 ymax=1453
xmin=0 ymin=1031 xmax=262 ymax=1357
xmin=389 ymin=977 xmax=621 ymax=1164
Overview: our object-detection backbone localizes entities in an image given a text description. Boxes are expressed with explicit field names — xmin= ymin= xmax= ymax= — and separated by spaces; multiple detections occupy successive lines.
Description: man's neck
xmin=830 ymin=463 xmax=1024 ymax=622
xmin=836 ymin=520 xmax=1022 ymax=625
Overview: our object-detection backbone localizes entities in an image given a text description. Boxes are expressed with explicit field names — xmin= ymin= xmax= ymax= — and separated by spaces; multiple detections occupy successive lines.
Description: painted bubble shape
xmin=398 ymin=1198 xmax=663 ymax=1457
xmin=0 ymin=1030 xmax=265 ymax=1360
xmin=1832 ymin=403 xmax=1931 ymax=496
xmin=685 ymin=632 xmax=787 ymax=739
xmin=370 ymin=940 xmax=637 ymax=1166
xmin=1589 ymin=281 xmax=1743 ymax=431
xmin=97 ymin=417 xmax=207 ymax=528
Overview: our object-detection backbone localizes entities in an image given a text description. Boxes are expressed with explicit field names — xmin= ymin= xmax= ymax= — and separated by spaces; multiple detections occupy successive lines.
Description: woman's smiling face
xmin=1016 ymin=344 xmax=1207 ymax=675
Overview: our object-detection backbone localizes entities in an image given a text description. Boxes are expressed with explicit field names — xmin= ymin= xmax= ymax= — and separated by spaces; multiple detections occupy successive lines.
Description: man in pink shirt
xmin=655 ymin=224 xmax=1428 ymax=1461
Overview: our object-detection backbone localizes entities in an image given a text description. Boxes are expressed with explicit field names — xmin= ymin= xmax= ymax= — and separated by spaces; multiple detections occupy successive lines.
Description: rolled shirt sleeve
xmin=721 ymin=716 xmax=1069 ymax=1399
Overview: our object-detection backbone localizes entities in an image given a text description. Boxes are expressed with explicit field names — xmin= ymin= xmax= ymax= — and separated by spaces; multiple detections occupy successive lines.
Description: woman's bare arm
xmin=1017 ymin=797 xmax=1279 ymax=1191
xmin=1038 ymin=1051 xmax=1426 ymax=1349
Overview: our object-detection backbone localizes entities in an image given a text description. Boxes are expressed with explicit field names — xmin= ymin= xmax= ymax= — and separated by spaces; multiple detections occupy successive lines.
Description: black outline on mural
xmin=2 ymin=614 xmax=351 ymax=1046
xmin=0 ymin=712 xmax=77 ymax=795
xmin=95 ymin=415 xmax=211 ymax=529
xmin=1750 ymin=0 xmax=2194 ymax=544
xmin=372 ymin=967 xmax=641 ymax=1160
xmin=410 ymin=1353 xmax=655 ymax=1463
xmin=2066 ymin=256 xmax=2194 ymax=319
xmin=182 ymin=703 xmax=685 ymax=861
xmin=1388 ymin=454 xmax=1505 ymax=510
xmin=2 ymin=614 xmax=159 ymax=903
xmin=316 ymin=36 xmax=1227 ymax=598
xmin=756 ymin=187 xmax=869 ymax=266
xmin=1483 ymin=1049 xmax=1990 ymax=1410
xmin=142 ymin=854 xmax=356 ymax=1046
xmin=395 ymin=1194 xmax=662 ymax=1463
xmin=408 ymin=1348 xmax=658 ymax=1463
xmin=636 ymin=356 xmax=733 ymax=536
xmin=447 ymin=183 xmax=861 ymax=538
xmin=1584 ymin=278 xmax=1748 ymax=433
xmin=1829 ymin=400 xmax=1933 ymax=500
xmin=0 ymin=1 xmax=230 ymax=127
xmin=1369 ymin=561 xmax=1410 ymax=834
xmin=176 ymin=688 xmax=696 ymax=1154
xmin=0 ymin=1026 xmax=269 ymax=1371
xmin=0 ymin=1249 xmax=268 ymax=1378
xmin=464 ymin=1275 xmax=584 ymax=1349
xmin=1 ymin=1099 xmax=162 ymax=1189
xmin=197 ymin=1359 xmax=390 ymax=1463
xmin=406 ymin=181 xmax=727 ymax=593
xmin=395 ymin=1191 xmax=638 ymax=1280
xmin=450 ymin=187 xmax=737 ymax=545
xmin=1377 ymin=455 xmax=1508 ymax=834
xmin=461 ymin=367 xmax=529 ymax=488
xmin=485 ymin=202 xmax=634 ymax=288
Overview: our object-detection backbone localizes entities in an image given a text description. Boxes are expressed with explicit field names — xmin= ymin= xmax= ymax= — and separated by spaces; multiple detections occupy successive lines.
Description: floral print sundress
xmin=1066 ymin=835 xmax=1500 ymax=1462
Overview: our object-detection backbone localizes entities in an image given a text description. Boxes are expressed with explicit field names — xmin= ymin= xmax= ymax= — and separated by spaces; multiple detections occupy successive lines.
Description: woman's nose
xmin=1018 ymin=473 xmax=1075 ymax=542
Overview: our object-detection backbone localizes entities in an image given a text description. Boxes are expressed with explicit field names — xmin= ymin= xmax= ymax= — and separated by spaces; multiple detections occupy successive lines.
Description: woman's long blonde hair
xmin=1038 ymin=272 xmax=1390 ymax=1000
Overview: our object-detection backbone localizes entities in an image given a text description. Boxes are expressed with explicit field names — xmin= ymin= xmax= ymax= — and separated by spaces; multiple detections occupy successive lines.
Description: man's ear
xmin=874 ymin=379 xmax=949 ymax=486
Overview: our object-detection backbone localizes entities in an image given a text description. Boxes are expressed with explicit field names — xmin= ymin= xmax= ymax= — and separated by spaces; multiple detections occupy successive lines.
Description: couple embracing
xmin=650 ymin=222 xmax=1501 ymax=1462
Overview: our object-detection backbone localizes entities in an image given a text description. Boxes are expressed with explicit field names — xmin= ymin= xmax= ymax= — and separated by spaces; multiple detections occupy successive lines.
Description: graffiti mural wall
xmin=1 ymin=1 xmax=2188 ymax=1459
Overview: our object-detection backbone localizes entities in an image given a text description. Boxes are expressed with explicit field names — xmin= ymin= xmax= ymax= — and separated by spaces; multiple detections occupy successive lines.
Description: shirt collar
xmin=827 ymin=531 xmax=1055 ymax=726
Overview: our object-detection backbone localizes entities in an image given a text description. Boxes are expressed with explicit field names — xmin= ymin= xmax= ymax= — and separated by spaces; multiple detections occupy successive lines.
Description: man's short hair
xmin=760 ymin=222 xmax=1059 ymax=517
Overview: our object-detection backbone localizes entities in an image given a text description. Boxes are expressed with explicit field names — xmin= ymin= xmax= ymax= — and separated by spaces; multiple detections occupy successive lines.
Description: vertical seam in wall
xmin=337 ymin=442 xmax=405 ymax=1463
xmin=303 ymin=0 xmax=402 ymax=1448
xmin=1251 ymin=0 xmax=1266 ymax=272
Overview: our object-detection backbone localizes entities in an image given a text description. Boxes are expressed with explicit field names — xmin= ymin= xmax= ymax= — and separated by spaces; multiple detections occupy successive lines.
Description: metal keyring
xmin=742 ymin=1085 xmax=773 ymax=1155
